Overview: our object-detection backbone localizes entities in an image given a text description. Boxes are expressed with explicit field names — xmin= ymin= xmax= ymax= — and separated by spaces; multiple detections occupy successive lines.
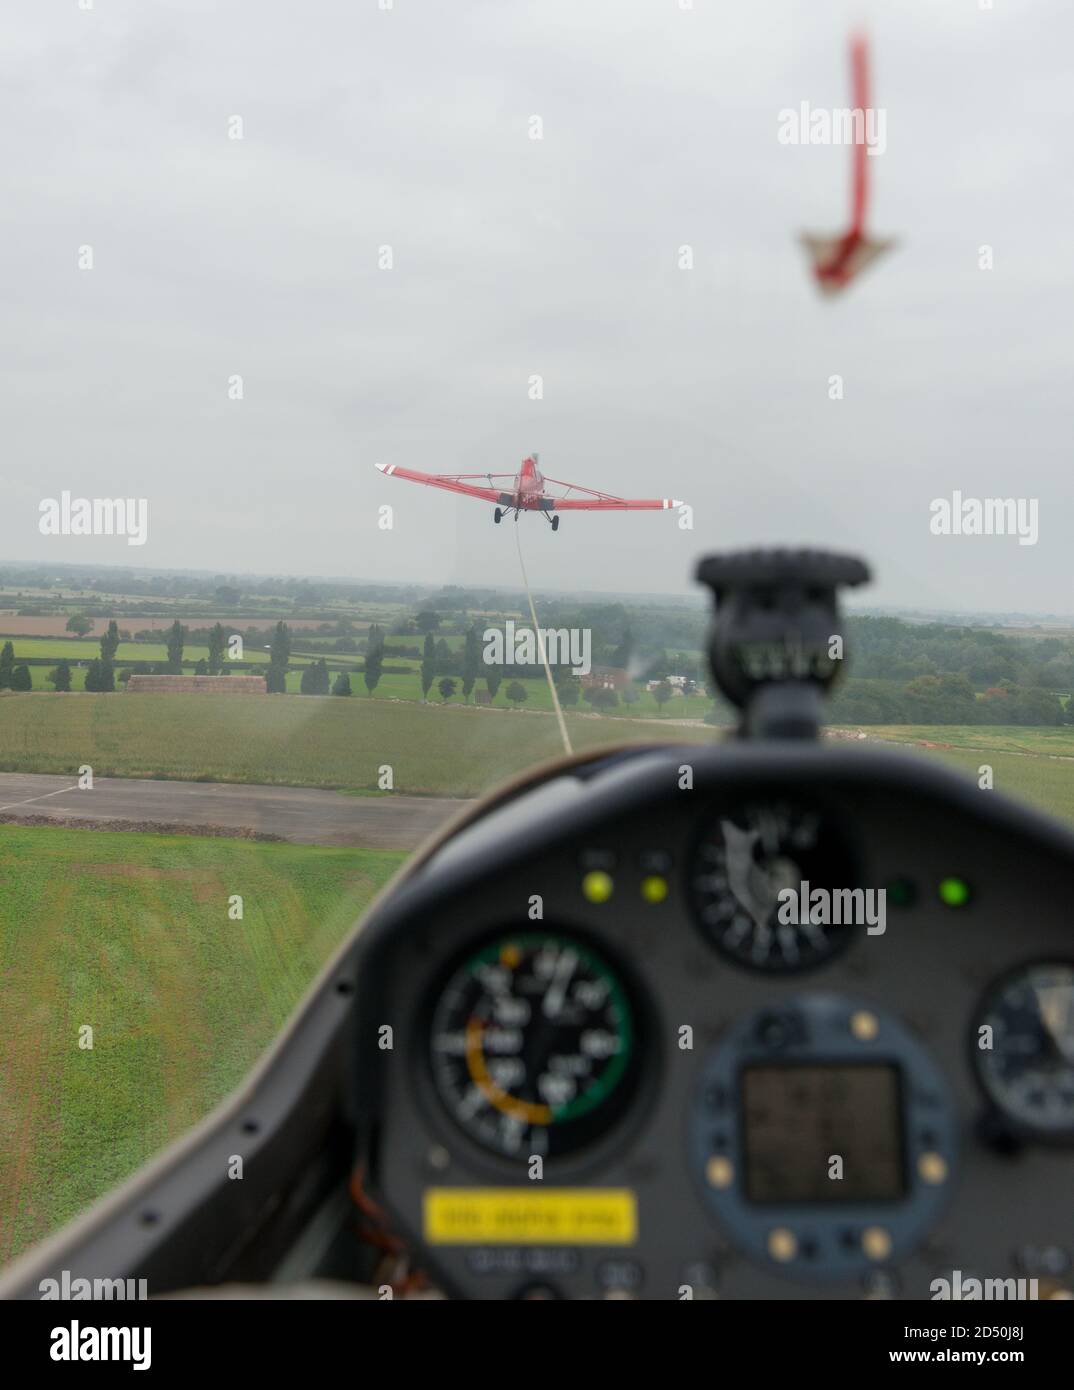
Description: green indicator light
xmin=581 ymin=870 xmax=614 ymax=904
xmin=885 ymin=877 xmax=916 ymax=908
xmin=938 ymin=877 xmax=971 ymax=908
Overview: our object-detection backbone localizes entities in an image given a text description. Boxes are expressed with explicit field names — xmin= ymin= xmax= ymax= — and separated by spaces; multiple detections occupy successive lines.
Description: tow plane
xmin=800 ymin=33 xmax=895 ymax=294
xmin=374 ymin=454 xmax=682 ymax=531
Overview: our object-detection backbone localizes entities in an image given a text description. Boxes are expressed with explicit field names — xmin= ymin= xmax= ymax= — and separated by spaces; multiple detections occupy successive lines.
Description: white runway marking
xmin=0 ymin=784 xmax=80 ymax=813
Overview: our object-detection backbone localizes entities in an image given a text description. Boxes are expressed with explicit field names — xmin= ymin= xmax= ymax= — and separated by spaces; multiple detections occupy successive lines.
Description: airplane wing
xmin=542 ymin=476 xmax=683 ymax=511
xmin=374 ymin=463 xmax=511 ymax=503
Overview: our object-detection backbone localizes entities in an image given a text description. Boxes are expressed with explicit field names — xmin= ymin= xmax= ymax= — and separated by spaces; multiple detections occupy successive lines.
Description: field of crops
xmin=0 ymin=824 xmax=405 ymax=1261
xmin=0 ymin=692 xmax=710 ymax=796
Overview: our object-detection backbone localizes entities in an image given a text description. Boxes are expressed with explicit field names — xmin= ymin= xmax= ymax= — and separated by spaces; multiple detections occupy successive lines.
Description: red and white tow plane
xmin=374 ymin=454 xmax=682 ymax=532
xmin=800 ymin=33 xmax=894 ymax=294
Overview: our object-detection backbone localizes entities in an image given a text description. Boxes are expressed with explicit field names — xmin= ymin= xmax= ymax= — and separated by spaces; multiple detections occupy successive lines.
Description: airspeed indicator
xmin=428 ymin=932 xmax=639 ymax=1160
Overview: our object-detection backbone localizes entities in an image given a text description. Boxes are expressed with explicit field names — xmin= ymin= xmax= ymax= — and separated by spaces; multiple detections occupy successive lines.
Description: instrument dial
xmin=428 ymin=932 xmax=639 ymax=1160
xmin=689 ymin=801 xmax=857 ymax=973
xmin=973 ymin=962 xmax=1074 ymax=1141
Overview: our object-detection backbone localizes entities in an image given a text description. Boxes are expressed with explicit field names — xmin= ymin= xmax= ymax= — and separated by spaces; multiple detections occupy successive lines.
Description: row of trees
xmin=289 ymin=668 xmax=532 ymax=705
xmin=419 ymin=628 xmax=483 ymax=700
xmin=552 ymin=675 xmax=678 ymax=712
xmin=0 ymin=621 xmax=684 ymax=714
xmin=26 ymin=588 xmax=1074 ymax=697
xmin=290 ymin=626 xmax=390 ymax=697
xmin=281 ymin=627 xmax=530 ymax=706
xmin=846 ymin=616 xmax=1074 ymax=691
xmin=13 ymin=610 xmax=1073 ymax=726
xmin=408 ymin=606 xmax=1074 ymax=706
xmin=830 ymin=674 xmax=1073 ymax=727
xmin=61 ymin=617 xmax=231 ymax=669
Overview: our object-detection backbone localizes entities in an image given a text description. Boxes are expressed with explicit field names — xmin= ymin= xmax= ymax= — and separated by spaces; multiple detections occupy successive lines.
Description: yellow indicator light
xmin=918 ymin=1152 xmax=948 ymax=1185
xmin=499 ymin=943 xmax=522 ymax=969
xmin=640 ymin=875 xmax=668 ymax=904
xmin=862 ymin=1227 xmax=893 ymax=1262
xmin=582 ymin=870 xmax=614 ymax=904
xmin=767 ymin=1228 xmax=797 ymax=1262
xmin=705 ymin=1156 xmax=734 ymax=1189
xmin=423 ymin=1188 xmax=637 ymax=1246
xmin=850 ymin=1010 xmax=879 ymax=1041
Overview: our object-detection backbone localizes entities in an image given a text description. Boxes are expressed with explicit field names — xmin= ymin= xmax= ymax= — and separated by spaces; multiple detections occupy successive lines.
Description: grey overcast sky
xmin=2 ymin=0 xmax=1071 ymax=611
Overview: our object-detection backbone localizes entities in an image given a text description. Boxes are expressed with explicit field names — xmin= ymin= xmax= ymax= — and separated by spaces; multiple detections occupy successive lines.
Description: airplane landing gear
xmin=551 ymin=515 xmax=560 ymax=532
xmin=493 ymin=508 xmax=503 ymax=524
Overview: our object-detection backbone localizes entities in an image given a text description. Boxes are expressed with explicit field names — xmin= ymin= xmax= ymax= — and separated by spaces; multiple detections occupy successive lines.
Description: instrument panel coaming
xmin=357 ymin=752 xmax=1074 ymax=1300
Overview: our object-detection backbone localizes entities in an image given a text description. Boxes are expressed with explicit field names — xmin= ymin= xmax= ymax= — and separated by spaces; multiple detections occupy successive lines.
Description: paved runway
xmin=0 ymin=772 xmax=467 ymax=849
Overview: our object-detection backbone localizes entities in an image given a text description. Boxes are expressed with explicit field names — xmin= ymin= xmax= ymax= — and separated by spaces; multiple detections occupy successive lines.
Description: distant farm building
xmin=645 ymin=675 xmax=692 ymax=694
xmin=126 ymin=675 xmax=267 ymax=695
xmin=580 ymin=666 xmax=630 ymax=691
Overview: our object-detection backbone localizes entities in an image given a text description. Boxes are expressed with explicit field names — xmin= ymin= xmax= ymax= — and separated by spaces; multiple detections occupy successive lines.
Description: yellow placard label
xmin=423 ymin=1188 xmax=638 ymax=1246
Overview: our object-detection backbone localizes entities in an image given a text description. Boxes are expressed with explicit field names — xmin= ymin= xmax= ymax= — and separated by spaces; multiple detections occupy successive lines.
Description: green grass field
xmin=0 ymin=694 xmax=1071 ymax=821
xmin=857 ymin=725 xmax=1074 ymax=758
xmin=0 ymin=825 xmax=405 ymax=1261
xmin=6 ymin=638 xmax=315 ymax=668
xmin=831 ymin=725 xmax=1074 ymax=826
xmin=927 ymin=748 xmax=1074 ymax=824
xmin=0 ymin=692 xmax=710 ymax=796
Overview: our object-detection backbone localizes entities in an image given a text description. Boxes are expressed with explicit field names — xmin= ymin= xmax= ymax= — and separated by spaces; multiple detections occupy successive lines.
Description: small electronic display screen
xmin=741 ymin=1063 xmax=906 ymax=1204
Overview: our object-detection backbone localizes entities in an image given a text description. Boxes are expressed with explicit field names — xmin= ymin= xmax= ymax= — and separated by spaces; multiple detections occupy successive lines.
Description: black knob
xmin=695 ymin=547 xmax=871 ymax=738
xmin=696 ymin=548 xmax=870 ymax=597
